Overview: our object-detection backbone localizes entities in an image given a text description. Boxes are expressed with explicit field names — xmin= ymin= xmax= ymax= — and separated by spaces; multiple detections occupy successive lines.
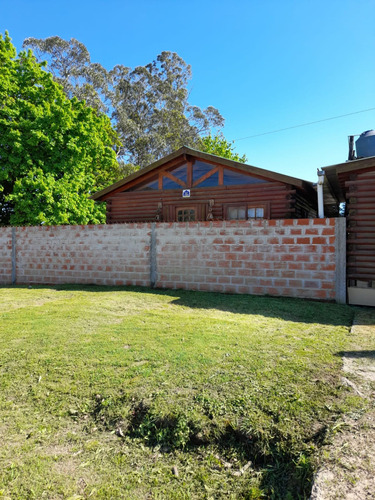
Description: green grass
xmin=0 ymin=285 xmax=367 ymax=499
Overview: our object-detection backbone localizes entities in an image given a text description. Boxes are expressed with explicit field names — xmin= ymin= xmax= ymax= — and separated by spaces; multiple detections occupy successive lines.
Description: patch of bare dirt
xmin=310 ymin=308 xmax=375 ymax=500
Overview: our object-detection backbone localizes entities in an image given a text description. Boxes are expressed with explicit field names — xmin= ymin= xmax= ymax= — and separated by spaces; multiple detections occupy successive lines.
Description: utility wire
xmin=234 ymin=107 xmax=375 ymax=142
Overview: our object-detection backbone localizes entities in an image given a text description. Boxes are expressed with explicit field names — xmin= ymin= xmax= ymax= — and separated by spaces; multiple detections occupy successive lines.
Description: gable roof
xmin=91 ymin=146 xmax=315 ymax=200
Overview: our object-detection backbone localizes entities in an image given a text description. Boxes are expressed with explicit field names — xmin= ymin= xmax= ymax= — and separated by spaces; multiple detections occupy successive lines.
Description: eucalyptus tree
xmin=23 ymin=37 xmax=224 ymax=168
xmin=110 ymin=51 xmax=224 ymax=167
xmin=23 ymin=36 xmax=110 ymax=114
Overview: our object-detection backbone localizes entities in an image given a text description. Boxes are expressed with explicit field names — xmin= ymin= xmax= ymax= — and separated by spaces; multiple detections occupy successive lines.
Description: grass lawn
xmin=0 ymin=286 xmax=369 ymax=499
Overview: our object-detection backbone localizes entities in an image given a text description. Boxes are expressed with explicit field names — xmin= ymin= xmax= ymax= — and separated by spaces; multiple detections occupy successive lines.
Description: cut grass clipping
xmin=0 ymin=285 xmax=368 ymax=499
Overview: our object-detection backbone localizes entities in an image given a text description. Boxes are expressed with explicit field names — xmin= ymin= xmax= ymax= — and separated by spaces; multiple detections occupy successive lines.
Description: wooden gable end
xmin=126 ymin=157 xmax=270 ymax=193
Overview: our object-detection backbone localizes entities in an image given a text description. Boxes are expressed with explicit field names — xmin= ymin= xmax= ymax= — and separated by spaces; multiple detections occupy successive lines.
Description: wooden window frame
xmin=226 ymin=205 xmax=247 ymax=220
xmin=176 ymin=205 xmax=198 ymax=222
xmin=225 ymin=203 xmax=269 ymax=220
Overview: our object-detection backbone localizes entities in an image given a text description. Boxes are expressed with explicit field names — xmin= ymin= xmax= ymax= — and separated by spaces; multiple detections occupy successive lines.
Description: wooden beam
xmin=218 ymin=167 xmax=224 ymax=185
xmin=187 ymin=160 xmax=193 ymax=188
xmin=163 ymin=171 xmax=186 ymax=188
xmin=97 ymin=157 xmax=186 ymax=200
xmin=192 ymin=167 xmax=219 ymax=188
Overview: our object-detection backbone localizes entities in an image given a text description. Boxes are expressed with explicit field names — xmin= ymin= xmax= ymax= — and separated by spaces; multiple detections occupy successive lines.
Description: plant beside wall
xmin=0 ymin=32 xmax=121 ymax=226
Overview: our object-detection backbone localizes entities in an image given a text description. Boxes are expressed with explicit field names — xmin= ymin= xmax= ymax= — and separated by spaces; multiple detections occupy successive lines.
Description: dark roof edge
xmin=182 ymin=147 xmax=314 ymax=187
xmin=322 ymin=155 xmax=375 ymax=173
xmin=91 ymin=146 xmax=314 ymax=200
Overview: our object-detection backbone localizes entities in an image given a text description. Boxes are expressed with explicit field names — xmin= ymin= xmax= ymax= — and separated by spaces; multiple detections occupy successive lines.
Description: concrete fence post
xmin=335 ymin=217 xmax=346 ymax=304
xmin=11 ymin=227 xmax=16 ymax=284
xmin=150 ymin=223 xmax=157 ymax=288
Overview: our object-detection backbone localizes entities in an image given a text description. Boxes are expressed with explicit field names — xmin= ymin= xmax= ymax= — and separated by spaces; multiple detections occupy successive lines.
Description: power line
xmin=234 ymin=107 xmax=375 ymax=142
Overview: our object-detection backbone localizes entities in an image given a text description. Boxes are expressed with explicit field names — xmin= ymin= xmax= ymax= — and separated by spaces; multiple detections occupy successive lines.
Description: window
xmin=228 ymin=206 xmax=246 ymax=220
xmin=226 ymin=204 xmax=268 ymax=220
xmin=169 ymin=163 xmax=188 ymax=183
xmin=193 ymin=161 xmax=215 ymax=183
xmin=176 ymin=208 xmax=196 ymax=222
xmin=131 ymin=176 xmax=158 ymax=191
xmin=223 ymin=168 xmax=267 ymax=186
xmin=247 ymin=207 xmax=264 ymax=219
xmin=163 ymin=177 xmax=182 ymax=189
xmin=196 ymin=171 xmax=219 ymax=187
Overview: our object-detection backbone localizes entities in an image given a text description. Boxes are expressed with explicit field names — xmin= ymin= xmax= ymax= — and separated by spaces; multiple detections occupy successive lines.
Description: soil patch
xmin=310 ymin=308 xmax=375 ymax=500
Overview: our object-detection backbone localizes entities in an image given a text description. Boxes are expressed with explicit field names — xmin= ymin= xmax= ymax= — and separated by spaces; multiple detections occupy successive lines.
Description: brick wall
xmin=156 ymin=219 xmax=345 ymax=302
xmin=15 ymin=224 xmax=151 ymax=286
xmin=0 ymin=227 xmax=12 ymax=285
xmin=0 ymin=219 xmax=346 ymax=303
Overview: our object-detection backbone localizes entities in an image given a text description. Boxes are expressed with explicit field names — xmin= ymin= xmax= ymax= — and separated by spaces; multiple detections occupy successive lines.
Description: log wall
xmin=346 ymin=168 xmax=375 ymax=283
xmin=106 ymin=182 xmax=310 ymax=223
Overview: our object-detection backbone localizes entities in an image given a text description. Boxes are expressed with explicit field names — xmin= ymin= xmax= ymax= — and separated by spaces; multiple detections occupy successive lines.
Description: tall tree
xmin=23 ymin=36 xmax=110 ymax=114
xmin=111 ymin=52 xmax=224 ymax=166
xmin=0 ymin=32 xmax=121 ymax=226
xmin=23 ymin=37 xmax=224 ymax=168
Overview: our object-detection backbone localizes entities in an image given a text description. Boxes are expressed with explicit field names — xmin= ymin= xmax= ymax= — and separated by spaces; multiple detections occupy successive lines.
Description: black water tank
xmin=355 ymin=130 xmax=375 ymax=158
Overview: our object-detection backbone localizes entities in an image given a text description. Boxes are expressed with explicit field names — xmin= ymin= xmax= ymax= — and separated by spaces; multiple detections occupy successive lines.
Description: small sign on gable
xmin=182 ymin=189 xmax=190 ymax=198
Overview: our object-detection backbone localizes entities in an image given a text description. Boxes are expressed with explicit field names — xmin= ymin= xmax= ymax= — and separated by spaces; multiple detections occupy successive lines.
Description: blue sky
xmin=1 ymin=0 xmax=375 ymax=182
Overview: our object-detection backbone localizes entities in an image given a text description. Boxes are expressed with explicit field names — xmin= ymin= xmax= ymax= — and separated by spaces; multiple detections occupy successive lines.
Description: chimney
xmin=348 ymin=135 xmax=355 ymax=161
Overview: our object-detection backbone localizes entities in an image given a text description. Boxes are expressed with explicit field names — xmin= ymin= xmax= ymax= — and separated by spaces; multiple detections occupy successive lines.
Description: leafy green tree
xmin=23 ymin=37 xmax=225 ymax=168
xmin=198 ymin=133 xmax=248 ymax=163
xmin=0 ymin=32 xmax=121 ymax=226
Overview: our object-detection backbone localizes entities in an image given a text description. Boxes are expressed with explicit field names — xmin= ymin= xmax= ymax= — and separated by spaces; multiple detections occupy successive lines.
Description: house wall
xmin=106 ymin=182 xmax=302 ymax=223
xmin=0 ymin=219 xmax=346 ymax=303
xmin=344 ymin=168 xmax=375 ymax=283
xmin=343 ymin=167 xmax=375 ymax=306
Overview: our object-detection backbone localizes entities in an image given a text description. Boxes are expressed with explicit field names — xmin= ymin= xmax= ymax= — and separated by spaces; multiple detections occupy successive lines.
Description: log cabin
xmin=91 ymin=146 xmax=317 ymax=223
xmin=323 ymin=155 xmax=375 ymax=306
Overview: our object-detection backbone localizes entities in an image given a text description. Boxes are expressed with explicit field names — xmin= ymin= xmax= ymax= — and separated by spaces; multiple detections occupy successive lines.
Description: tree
xmin=111 ymin=52 xmax=224 ymax=167
xmin=23 ymin=36 xmax=110 ymax=114
xmin=198 ymin=133 xmax=248 ymax=163
xmin=0 ymin=32 xmax=121 ymax=226
xmin=23 ymin=37 xmax=225 ymax=168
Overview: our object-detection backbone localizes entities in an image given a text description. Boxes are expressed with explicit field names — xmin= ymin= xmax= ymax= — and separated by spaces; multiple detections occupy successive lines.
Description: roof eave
xmin=321 ymin=156 xmax=375 ymax=203
xmin=91 ymin=147 xmax=189 ymax=200
xmin=322 ymin=155 xmax=375 ymax=174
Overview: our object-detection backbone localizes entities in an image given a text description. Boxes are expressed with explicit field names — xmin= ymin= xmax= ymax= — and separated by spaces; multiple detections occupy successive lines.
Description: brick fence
xmin=0 ymin=218 xmax=346 ymax=303
xmin=0 ymin=227 xmax=12 ymax=285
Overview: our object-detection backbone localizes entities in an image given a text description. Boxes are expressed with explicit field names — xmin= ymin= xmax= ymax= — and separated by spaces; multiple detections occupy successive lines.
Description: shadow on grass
xmin=351 ymin=307 xmax=375 ymax=327
xmin=213 ymin=425 xmax=315 ymax=499
xmin=2 ymin=283 xmax=354 ymax=327
xmin=90 ymin=394 xmax=316 ymax=499
xmin=336 ymin=350 xmax=375 ymax=359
